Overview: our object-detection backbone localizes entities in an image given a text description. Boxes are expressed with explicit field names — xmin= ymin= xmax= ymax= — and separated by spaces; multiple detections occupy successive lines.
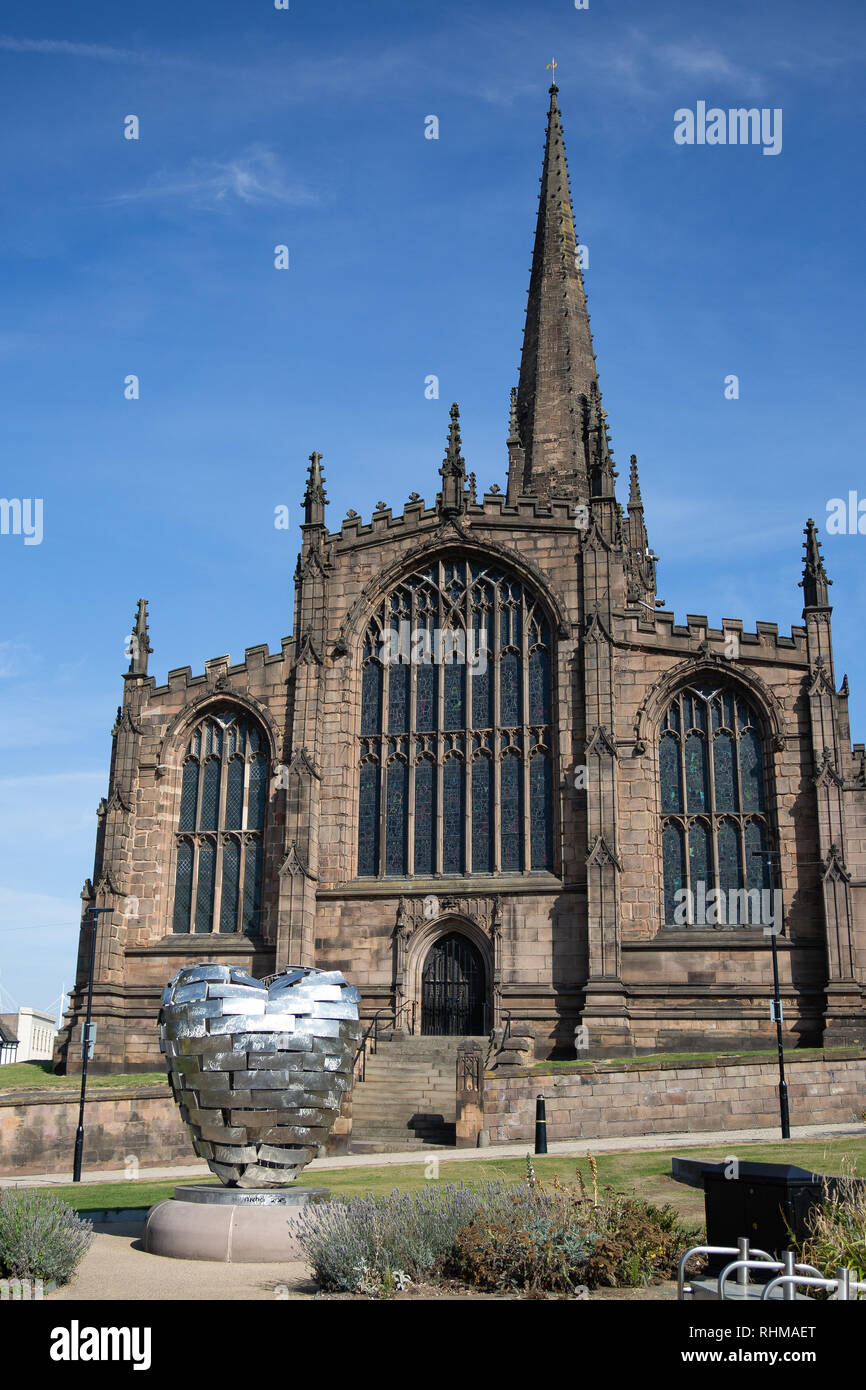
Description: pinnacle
xmin=800 ymin=517 xmax=832 ymax=608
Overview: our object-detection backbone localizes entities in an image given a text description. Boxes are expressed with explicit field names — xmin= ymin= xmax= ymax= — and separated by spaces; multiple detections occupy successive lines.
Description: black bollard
xmin=535 ymin=1093 xmax=548 ymax=1155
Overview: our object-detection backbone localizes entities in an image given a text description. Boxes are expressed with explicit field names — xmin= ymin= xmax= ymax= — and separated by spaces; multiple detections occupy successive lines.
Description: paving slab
xmin=48 ymin=1230 xmax=315 ymax=1301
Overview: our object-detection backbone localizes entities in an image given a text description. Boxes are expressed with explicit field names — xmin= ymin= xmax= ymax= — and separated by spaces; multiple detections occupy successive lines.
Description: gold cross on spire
xmin=546 ymin=57 xmax=558 ymax=84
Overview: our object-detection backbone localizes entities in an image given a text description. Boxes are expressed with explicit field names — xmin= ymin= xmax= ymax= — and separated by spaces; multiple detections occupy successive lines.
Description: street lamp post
xmin=752 ymin=849 xmax=790 ymax=1140
xmin=72 ymin=906 xmax=113 ymax=1183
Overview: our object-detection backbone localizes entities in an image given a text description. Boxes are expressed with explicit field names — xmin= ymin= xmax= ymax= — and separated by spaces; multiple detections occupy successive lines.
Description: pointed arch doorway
xmin=420 ymin=931 xmax=487 ymax=1036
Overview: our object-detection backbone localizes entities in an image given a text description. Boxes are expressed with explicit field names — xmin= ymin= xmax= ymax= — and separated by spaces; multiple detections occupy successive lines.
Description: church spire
xmin=515 ymin=81 xmax=600 ymax=501
xmin=800 ymin=517 xmax=832 ymax=610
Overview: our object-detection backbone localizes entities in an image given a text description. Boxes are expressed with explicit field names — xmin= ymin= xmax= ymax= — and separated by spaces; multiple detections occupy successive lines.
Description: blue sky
xmin=0 ymin=0 xmax=864 ymax=1018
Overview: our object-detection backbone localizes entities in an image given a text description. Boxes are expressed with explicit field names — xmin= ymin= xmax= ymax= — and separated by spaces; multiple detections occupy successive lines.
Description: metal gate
xmin=421 ymin=933 xmax=486 ymax=1036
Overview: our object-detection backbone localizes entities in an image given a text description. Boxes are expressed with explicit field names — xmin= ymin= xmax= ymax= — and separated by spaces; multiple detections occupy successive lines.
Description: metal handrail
xmin=677 ymin=1242 xmax=775 ymax=1300
xmin=353 ymin=1000 xmax=416 ymax=1082
xmin=761 ymin=1269 xmax=866 ymax=1301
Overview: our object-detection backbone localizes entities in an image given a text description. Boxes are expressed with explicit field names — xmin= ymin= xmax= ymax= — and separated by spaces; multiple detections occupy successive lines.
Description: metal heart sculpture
xmin=159 ymin=964 xmax=360 ymax=1187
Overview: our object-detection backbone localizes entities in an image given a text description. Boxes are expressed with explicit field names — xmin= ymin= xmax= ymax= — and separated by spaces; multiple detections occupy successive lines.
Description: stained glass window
xmin=745 ymin=819 xmax=769 ymax=893
xmin=472 ymin=616 xmax=493 ymax=729
xmin=739 ymin=728 xmax=764 ymax=812
xmin=171 ymin=707 xmax=268 ymax=935
xmin=501 ymin=753 xmax=523 ymax=872
xmin=195 ymin=839 xmax=216 ymax=934
xmin=659 ymin=683 xmax=772 ymax=927
xmin=358 ymin=762 xmax=380 ymax=876
xmin=386 ymin=760 xmax=409 ymax=875
xmin=357 ymin=558 xmax=554 ymax=877
xmin=361 ymin=660 xmax=383 ymax=737
xmin=663 ymin=822 xmax=686 ymax=924
xmin=248 ymin=755 xmax=268 ymax=831
xmin=659 ymin=734 xmax=682 ymax=813
xmin=388 ymin=663 xmax=410 ymax=735
xmin=688 ymin=820 xmax=712 ymax=908
xmin=717 ymin=819 xmax=742 ymax=911
xmin=472 ymin=756 xmax=494 ymax=873
xmin=500 ymin=652 xmax=521 ymax=726
xmin=172 ymin=839 xmax=194 ymax=933
xmin=242 ymin=842 xmax=262 ymax=933
xmin=200 ymin=759 xmax=220 ymax=831
xmin=225 ymin=758 xmax=244 ymax=830
xmin=530 ymin=752 xmax=553 ymax=870
xmin=443 ymin=651 xmax=465 ymax=731
xmin=414 ymin=759 xmax=435 ymax=875
xmin=443 ymin=758 xmax=465 ymax=874
xmin=713 ymin=733 xmax=737 ymax=813
xmin=179 ymin=760 xmax=198 ymax=831
xmin=417 ymin=660 xmax=437 ymax=732
xmin=220 ymin=837 xmax=240 ymax=933
xmin=529 ymin=646 xmax=551 ymax=725
xmin=685 ymin=734 xmax=708 ymax=812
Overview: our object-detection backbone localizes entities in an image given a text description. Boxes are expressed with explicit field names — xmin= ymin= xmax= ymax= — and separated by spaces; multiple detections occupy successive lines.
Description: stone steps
xmin=349 ymin=1035 xmax=485 ymax=1152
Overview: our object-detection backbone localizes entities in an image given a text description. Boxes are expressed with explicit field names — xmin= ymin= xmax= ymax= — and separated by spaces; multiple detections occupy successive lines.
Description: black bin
xmin=702 ymin=1162 xmax=837 ymax=1277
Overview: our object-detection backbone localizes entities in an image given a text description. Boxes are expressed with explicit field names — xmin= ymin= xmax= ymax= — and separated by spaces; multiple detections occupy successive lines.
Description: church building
xmin=58 ymin=84 xmax=866 ymax=1073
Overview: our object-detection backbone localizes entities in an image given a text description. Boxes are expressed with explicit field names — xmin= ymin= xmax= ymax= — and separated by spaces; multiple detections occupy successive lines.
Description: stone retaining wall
xmin=0 ymin=1085 xmax=352 ymax=1177
xmin=483 ymin=1052 xmax=866 ymax=1144
xmin=0 ymin=1088 xmax=193 ymax=1176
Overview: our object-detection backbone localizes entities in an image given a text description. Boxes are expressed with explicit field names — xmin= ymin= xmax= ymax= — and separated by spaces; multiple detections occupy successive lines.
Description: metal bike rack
xmin=761 ymin=1268 xmax=866 ymax=1301
xmin=678 ymin=1238 xmax=776 ymax=1300
xmin=717 ymin=1250 xmax=822 ymax=1301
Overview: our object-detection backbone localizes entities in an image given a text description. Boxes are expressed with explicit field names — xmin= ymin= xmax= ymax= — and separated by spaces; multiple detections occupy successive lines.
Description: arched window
xmin=172 ymin=706 xmax=268 ymax=935
xmin=357 ymin=557 xmax=555 ymax=876
xmin=660 ymin=683 xmax=772 ymax=925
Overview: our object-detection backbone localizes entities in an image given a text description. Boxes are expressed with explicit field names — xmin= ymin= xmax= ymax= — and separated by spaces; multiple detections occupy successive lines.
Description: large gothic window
xmin=172 ymin=706 xmax=268 ymax=935
xmin=659 ymin=683 xmax=772 ymax=925
xmin=357 ymin=558 xmax=555 ymax=877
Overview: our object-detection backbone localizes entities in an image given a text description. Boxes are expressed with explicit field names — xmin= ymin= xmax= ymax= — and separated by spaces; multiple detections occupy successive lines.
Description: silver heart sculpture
xmin=159 ymin=964 xmax=360 ymax=1187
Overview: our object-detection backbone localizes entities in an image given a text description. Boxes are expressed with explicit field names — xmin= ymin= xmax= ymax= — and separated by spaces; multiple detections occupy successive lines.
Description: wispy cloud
xmin=596 ymin=29 xmax=768 ymax=101
xmin=651 ymin=39 xmax=759 ymax=87
xmin=0 ymin=34 xmax=146 ymax=62
xmin=0 ymin=641 xmax=32 ymax=679
xmin=104 ymin=145 xmax=319 ymax=213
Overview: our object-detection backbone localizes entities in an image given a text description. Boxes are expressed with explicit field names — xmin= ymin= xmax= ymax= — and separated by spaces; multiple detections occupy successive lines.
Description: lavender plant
xmin=0 ymin=1189 xmax=93 ymax=1284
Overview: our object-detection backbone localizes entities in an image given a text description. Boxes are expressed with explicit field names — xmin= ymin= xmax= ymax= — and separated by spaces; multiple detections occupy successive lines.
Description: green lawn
xmin=0 ymin=1062 xmax=166 ymax=1092
xmin=27 ymin=1136 xmax=866 ymax=1228
xmin=531 ymin=1046 xmax=862 ymax=1074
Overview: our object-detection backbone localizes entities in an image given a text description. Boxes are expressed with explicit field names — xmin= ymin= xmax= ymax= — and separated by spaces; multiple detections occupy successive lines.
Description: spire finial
xmin=303 ymin=451 xmax=328 ymax=525
xmin=587 ymin=383 xmax=615 ymax=499
xmin=628 ymin=455 xmax=643 ymax=510
xmin=800 ymin=517 xmax=832 ymax=609
xmin=439 ymin=402 xmax=467 ymax=516
xmin=127 ymin=598 xmax=152 ymax=677
xmin=545 ymin=57 xmax=558 ymax=91
xmin=443 ymin=402 xmax=464 ymax=470
xmin=507 ymin=387 xmax=521 ymax=446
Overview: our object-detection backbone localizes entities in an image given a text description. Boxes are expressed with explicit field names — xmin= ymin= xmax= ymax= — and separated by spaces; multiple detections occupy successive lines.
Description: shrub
xmin=295 ymin=1168 xmax=700 ymax=1296
xmin=799 ymin=1167 xmax=866 ymax=1284
xmin=294 ymin=1183 xmax=485 ymax=1293
xmin=445 ymin=1177 xmax=696 ymax=1294
xmin=0 ymin=1189 xmax=93 ymax=1285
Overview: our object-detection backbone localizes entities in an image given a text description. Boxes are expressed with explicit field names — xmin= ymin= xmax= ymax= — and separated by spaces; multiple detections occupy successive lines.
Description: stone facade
xmin=57 ymin=86 xmax=866 ymax=1075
